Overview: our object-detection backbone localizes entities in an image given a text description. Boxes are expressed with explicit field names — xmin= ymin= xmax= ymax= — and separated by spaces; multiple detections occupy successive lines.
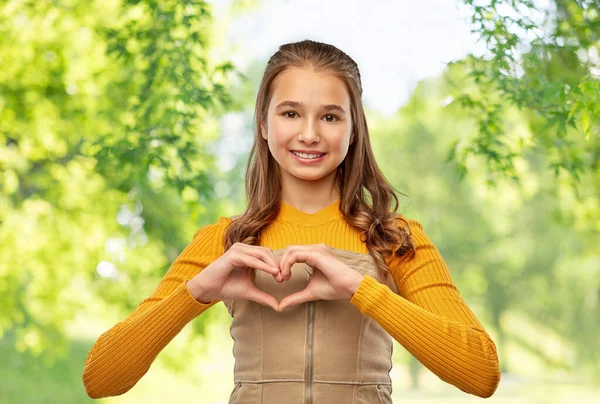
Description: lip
xmin=289 ymin=150 xmax=326 ymax=164
xmin=290 ymin=149 xmax=327 ymax=154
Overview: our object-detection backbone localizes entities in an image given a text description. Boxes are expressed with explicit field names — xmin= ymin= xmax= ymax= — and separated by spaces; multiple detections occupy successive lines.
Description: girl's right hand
xmin=186 ymin=242 xmax=283 ymax=311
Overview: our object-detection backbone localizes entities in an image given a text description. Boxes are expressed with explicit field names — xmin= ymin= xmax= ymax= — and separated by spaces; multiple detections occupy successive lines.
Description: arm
xmin=349 ymin=218 xmax=501 ymax=398
xmin=82 ymin=219 xmax=228 ymax=399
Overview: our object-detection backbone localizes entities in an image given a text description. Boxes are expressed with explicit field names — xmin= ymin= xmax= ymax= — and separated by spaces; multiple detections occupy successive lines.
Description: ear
xmin=260 ymin=122 xmax=267 ymax=140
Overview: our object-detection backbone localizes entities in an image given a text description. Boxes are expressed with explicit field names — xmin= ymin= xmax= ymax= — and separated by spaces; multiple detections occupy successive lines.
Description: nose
xmin=298 ymin=120 xmax=319 ymax=144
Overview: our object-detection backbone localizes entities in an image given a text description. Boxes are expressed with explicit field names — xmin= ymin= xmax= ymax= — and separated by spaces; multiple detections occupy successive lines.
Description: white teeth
xmin=292 ymin=151 xmax=324 ymax=159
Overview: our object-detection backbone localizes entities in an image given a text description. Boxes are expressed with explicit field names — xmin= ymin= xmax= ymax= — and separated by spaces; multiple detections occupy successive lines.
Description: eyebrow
xmin=275 ymin=100 xmax=346 ymax=115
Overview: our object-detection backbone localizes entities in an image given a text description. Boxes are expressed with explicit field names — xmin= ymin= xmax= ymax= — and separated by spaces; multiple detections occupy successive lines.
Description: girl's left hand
xmin=277 ymin=244 xmax=364 ymax=312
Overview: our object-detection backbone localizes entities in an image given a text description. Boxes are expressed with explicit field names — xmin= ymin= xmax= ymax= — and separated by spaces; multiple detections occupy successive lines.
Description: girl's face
xmin=261 ymin=67 xmax=353 ymax=187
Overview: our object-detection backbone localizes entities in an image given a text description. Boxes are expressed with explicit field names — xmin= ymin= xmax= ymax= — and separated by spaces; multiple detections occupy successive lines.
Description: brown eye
xmin=324 ymin=114 xmax=340 ymax=122
xmin=284 ymin=111 xmax=297 ymax=118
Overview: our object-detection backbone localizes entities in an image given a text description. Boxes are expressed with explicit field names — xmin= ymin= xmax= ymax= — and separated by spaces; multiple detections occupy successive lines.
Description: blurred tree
xmin=0 ymin=0 xmax=249 ymax=366
xmin=449 ymin=0 xmax=599 ymax=191
xmin=90 ymin=0 xmax=244 ymax=196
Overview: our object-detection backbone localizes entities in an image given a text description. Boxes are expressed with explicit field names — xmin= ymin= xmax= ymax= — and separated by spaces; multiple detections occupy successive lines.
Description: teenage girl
xmin=82 ymin=39 xmax=501 ymax=403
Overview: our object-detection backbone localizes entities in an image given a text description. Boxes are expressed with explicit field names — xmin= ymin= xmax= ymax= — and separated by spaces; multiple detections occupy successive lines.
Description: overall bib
xmin=222 ymin=246 xmax=398 ymax=404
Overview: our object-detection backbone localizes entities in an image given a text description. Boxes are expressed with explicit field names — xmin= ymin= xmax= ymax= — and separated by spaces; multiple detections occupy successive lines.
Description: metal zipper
xmin=305 ymin=264 xmax=316 ymax=404
xmin=307 ymin=300 xmax=315 ymax=404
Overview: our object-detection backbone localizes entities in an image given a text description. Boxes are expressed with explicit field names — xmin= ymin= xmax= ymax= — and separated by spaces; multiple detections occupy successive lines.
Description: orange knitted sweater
xmin=82 ymin=199 xmax=501 ymax=399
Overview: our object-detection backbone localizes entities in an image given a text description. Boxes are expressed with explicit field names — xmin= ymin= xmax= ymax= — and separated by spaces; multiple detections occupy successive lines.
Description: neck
xmin=277 ymin=198 xmax=343 ymax=225
xmin=280 ymin=195 xmax=341 ymax=214
xmin=279 ymin=169 xmax=341 ymax=214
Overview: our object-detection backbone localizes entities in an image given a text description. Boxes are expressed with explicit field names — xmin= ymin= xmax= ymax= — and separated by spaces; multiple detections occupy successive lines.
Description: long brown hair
xmin=224 ymin=39 xmax=415 ymax=277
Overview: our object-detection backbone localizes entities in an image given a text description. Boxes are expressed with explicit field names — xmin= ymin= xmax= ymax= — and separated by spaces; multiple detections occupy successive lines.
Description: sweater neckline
xmin=277 ymin=199 xmax=342 ymax=225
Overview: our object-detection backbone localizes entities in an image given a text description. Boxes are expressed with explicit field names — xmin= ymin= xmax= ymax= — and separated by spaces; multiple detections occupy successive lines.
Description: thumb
xmin=245 ymin=285 xmax=279 ymax=312
xmin=278 ymin=288 xmax=314 ymax=312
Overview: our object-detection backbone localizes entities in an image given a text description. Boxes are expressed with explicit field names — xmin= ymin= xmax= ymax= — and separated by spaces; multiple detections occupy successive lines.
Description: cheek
xmin=266 ymin=132 xmax=289 ymax=161
xmin=268 ymin=120 xmax=295 ymax=150
xmin=329 ymin=134 xmax=350 ymax=155
xmin=268 ymin=135 xmax=288 ymax=156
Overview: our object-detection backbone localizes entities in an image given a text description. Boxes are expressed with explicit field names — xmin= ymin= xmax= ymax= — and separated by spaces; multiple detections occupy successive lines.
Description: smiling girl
xmin=82 ymin=39 xmax=501 ymax=403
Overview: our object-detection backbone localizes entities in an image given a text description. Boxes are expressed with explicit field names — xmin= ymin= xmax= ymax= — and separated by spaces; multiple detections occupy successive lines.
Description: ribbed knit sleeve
xmin=82 ymin=218 xmax=228 ymax=399
xmin=349 ymin=218 xmax=501 ymax=398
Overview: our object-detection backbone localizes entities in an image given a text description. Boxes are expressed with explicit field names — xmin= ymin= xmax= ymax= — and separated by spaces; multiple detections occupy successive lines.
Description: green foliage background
xmin=0 ymin=0 xmax=598 ymax=402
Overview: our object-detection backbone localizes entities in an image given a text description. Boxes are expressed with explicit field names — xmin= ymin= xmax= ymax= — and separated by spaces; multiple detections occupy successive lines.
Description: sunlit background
xmin=1 ymin=0 xmax=599 ymax=403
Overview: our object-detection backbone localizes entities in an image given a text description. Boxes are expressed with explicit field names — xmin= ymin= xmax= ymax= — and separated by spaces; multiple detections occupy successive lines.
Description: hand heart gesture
xmin=276 ymin=244 xmax=364 ymax=312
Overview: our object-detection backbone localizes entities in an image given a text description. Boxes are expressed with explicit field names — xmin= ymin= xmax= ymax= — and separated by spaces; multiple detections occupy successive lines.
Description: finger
xmin=279 ymin=245 xmax=300 ymax=281
xmin=280 ymin=246 xmax=314 ymax=281
xmin=278 ymin=288 xmax=314 ymax=312
xmin=237 ymin=254 xmax=280 ymax=278
xmin=245 ymin=285 xmax=280 ymax=312
xmin=278 ymin=248 xmax=289 ymax=281
xmin=237 ymin=245 xmax=283 ymax=282
xmin=262 ymin=247 xmax=285 ymax=283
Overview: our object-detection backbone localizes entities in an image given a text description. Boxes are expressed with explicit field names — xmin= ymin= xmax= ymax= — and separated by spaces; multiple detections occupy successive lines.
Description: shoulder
xmin=192 ymin=216 xmax=234 ymax=240
xmin=192 ymin=212 xmax=247 ymax=239
xmin=394 ymin=213 xmax=424 ymax=233
xmin=189 ymin=216 xmax=238 ymax=257
xmin=387 ymin=214 xmax=431 ymax=265
xmin=228 ymin=213 xmax=244 ymax=222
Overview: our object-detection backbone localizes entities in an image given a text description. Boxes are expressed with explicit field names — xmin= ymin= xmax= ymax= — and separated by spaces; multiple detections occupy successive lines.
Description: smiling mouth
xmin=290 ymin=150 xmax=326 ymax=159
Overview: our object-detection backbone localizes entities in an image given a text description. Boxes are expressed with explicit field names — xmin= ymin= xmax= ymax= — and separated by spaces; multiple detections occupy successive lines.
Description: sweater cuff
xmin=173 ymin=281 xmax=220 ymax=320
xmin=349 ymin=274 xmax=389 ymax=316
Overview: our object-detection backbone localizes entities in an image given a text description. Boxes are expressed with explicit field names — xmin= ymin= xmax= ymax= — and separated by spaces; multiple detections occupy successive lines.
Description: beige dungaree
xmin=222 ymin=246 xmax=399 ymax=404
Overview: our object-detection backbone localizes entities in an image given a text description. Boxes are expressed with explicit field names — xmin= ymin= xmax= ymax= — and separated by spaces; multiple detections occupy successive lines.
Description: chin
xmin=288 ymin=167 xmax=336 ymax=181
